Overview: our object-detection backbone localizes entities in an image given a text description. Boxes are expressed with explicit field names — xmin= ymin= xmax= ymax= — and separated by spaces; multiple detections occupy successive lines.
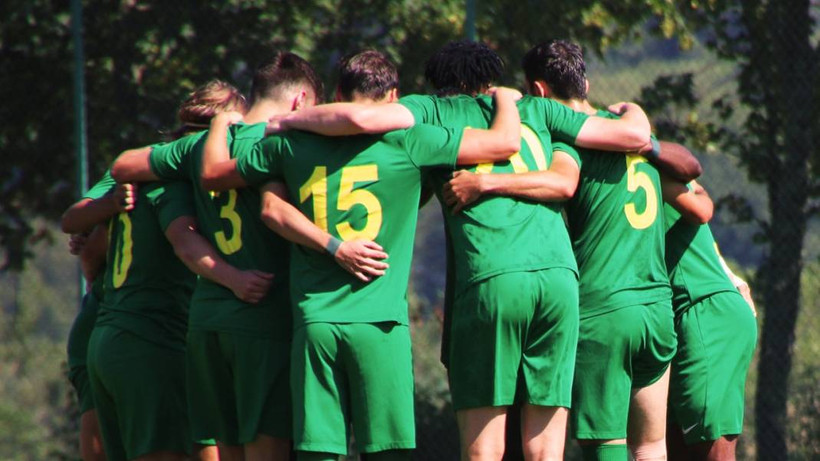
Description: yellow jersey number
xmin=212 ymin=190 xmax=243 ymax=255
xmin=473 ymin=125 xmax=549 ymax=174
xmin=110 ymin=212 xmax=134 ymax=288
xmin=299 ymin=165 xmax=383 ymax=241
xmin=624 ymin=154 xmax=658 ymax=229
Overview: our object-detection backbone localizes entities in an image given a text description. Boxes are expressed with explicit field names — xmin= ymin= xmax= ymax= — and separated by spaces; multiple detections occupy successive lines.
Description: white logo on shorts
xmin=682 ymin=423 xmax=699 ymax=435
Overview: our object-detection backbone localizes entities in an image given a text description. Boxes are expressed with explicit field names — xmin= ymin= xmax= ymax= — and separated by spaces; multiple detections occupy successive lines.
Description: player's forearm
xmin=171 ymin=224 xmax=246 ymax=288
xmin=456 ymin=89 xmax=521 ymax=165
xmin=575 ymin=103 xmax=651 ymax=152
xmin=110 ymin=146 xmax=156 ymax=182
xmin=201 ymin=118 xmax=243 ymax=191
xmin=281 ymin=102 xmax=414 ymax=135
xmin=61 ymin=196 xmax=119 ymax=234
xmin=661 ymin=176 xmax=714 ymax=224
xmin=481 ymin=172 xmax=577 ymax=202
xmin=260 ymin=199 xmax=330 ymax=253
xmin=79 ymin=224 xmax=108 ymax=282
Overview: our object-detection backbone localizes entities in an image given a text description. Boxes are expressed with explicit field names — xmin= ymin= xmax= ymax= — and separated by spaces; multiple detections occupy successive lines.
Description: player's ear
xmin=292 ymin=90 xmax=307 ymax=111
xmin=531 ymin=80 xmax=550 ymax=98
xmin=585 ymin=78 xmax=590 ymax=96
xmin=386 ymin=87 xmax=398 ymax=103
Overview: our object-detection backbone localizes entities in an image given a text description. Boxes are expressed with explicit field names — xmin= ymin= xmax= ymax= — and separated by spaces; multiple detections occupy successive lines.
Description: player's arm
xmin=661 ymin=176 xmax=714 ymax=224
xmin=164 ymin=215 xmax=273 ymax=304
xmin=716 ymin=249 xmax=757 ymax=316
xmin=644 ymin=140 xmax=702 ymax=182
xmin=454 ymin=87 xmax=522 ymax=165
xmin=61 ymin=183 xmax=137 ymax=234
xmin=443 ymin=149 xmax=580 ymax=213
xmin=259 ymin=182 xmax=389 ymax=282
xmin=574 ymin=102 xmax=651 ymax=151
xmin=110 ymin=146 xmax=157 ymax=182
xmin=200 ymin=111 xmax=247 ymax=191
xmin=272 ymin=102 xmax=415 ymax=136
xmin=78 ymin=224 xmax=108 ymax=282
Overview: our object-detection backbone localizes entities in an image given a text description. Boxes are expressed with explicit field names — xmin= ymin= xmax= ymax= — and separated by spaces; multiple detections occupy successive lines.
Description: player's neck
xmin=243 ymin=100 xmax=292 ymax=125
xmin=555 ymin=97 xmax=597 ymax=115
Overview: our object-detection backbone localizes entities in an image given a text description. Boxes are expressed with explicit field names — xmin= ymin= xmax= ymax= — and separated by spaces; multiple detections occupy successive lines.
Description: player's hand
xmin=443 ymin=170 xmax=484 ymax=213
xmin=266 ymin=114 xmax=288 ymax=135
xmin=68 ymin=233 xmax=87 ymax=256
xmin=112 ymin=182 xmax=137 ymax=212
xmin=334 ymin=240 xmax=389 ymax=282
xmin=607 ymin=101 xmax=638 ymax=116
xmin=487 ymin=86 xmax=523 ymax=101
xmin=230 ymin=270 xmax=274 ymax=304
xmin=737 ymin=282 xmax=757 ymax=317
xmin=212 ymin=110 xmax=244 ymax=128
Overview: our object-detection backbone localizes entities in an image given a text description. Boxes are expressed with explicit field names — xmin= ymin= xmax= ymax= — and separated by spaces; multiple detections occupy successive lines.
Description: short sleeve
xmin=83 ymin=170 xmax=116 ymax=199
xmin=538 ymin=98 xmax=589 ymax=143
xmin=149 ymin=133 xmax=203 ymax=180
xmin=398 ymin=94 xmax=437 ymax=125
xmin=552 ymin=142 xmax=581 ymax=168
xmin=235 ymin=136 xmax=289 ymax=187
xmin=403 ymin=124 xmax=462 ymax=169
xmin=145 ymin=182 xmax=195 ymax=231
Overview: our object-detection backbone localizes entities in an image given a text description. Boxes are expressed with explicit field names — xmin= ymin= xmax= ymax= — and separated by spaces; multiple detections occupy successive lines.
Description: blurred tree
xmin=0 ymin=0 xmax=685 ymax=272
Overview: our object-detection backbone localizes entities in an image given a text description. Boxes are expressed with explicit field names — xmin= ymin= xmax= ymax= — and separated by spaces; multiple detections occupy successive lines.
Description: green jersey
xmin=149 ymin=126 xmax=291 ymax=338
xmin=664 ymin=202 xmax=736 ymax=317
xmin=67 ymin=171 xmax=115 ymax=369
xmin=399 ymin=94 xmax=585 ymax=295
xmin=563 ymin=110 xmax=671 ymax=319
xmin=236 ymin=125 xmax=462 ymax=327
xmin=97 ymin=181 xmax=195 ymax=350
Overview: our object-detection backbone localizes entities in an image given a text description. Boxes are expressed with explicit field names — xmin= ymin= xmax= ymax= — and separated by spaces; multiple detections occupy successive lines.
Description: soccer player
xmin=61 ymin=79 xmax=251 ymax=461
xmin=659 ymin=164 xmax=757 ymax=461
xmin=521 ymin=39 xmax=680 ymax=461
xmin=110 ymin=52 xmax=387 ymax=461
xmin=199 ymin=49 xmax=523 ymax=461
xmin=267 ymin=40 xmax=660 ymax=461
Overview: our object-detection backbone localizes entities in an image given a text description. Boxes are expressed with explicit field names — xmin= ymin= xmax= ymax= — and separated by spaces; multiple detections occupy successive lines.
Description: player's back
xmin=565 ymin=111 xmax=671 ymax=318
xmin=664 ymin=202 xmax=737 ymax=315
xmin=247 ymin=125 xmax=459 ymax=328
xmin=150 ymin=127 xmax=291 ymax=338
xmin=98 ymin=181 xmax=194 ymax=349
xmin=399 ymin=94 xmax=578 ymax=294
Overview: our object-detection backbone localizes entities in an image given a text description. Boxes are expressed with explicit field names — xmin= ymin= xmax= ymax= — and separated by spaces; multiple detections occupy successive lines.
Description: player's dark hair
xmin=424 ymin=40 xmax=505 ymax=96
xmin=250 ymin=51 xmax=324 ymax=105
xmin=337 ymin=50 xmax=399 ymax=101
xmin=168 ymin=79 xmax=247 ymax=140
xmin=522 ymin=40 xmax=587 ymax=100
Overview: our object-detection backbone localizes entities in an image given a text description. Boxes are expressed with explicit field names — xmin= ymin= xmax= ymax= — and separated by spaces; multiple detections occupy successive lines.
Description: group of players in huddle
xmin=61 ymin=38 xmax=758 ymax=461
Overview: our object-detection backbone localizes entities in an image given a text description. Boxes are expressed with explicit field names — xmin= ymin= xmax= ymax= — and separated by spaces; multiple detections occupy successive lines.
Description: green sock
xmin=581 ymin=443 xmax=628 ymax=461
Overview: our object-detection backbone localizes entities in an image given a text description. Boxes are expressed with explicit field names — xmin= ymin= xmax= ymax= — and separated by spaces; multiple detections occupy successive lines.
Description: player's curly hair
xmin=169 ymin=79 xmax=247 ymax=140
xmin=251 ymin=51 xmax=324 ymax=105
xmin=522 ymin=40 xmax=587 ymax=100
xmin=337 ymin=50 xmax=399 ymax=102
xmin=424 ymin=40 xmax=505 ymax=96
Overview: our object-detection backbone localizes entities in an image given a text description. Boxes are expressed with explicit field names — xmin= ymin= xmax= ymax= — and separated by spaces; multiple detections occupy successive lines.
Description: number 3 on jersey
xmin=624 ymin=154 xmax=658 ymax=229
xmin=300 ymin=165 xmax=383 ymax=241
xmin=213 ymin=190 xmax=243 ymax=255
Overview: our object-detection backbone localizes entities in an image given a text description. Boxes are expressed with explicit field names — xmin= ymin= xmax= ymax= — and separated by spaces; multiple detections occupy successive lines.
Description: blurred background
xmin=1 ymin=1 xmax=817 ymax=459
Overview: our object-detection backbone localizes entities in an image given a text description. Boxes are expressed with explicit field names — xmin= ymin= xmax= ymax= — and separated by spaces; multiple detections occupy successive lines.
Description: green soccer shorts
xmin=87 ymin=325 xmax=191 ymax=460
xmin=186 ymin=330 xmax=291 ymax=445
xmin=571 ymin=300 xmax=677 ymax=440
xmin=292 ymin=322 xmax=415 ymax=455
xmin=68 ymin=291 xmax=100 ymax=414
xmin=669 ymin=291 xmax=757 ymax=444
xmin=447 ymin=268 xmax=579 ymax=410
